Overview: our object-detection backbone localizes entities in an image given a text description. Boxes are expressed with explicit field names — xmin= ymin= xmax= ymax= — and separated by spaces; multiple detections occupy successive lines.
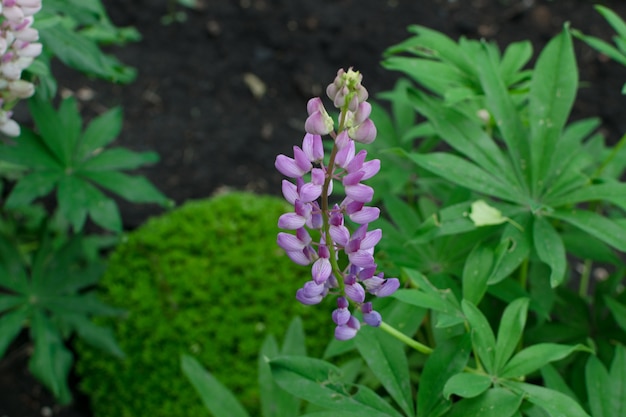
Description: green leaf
xmin=406 ymin=152 xmax=522 ymax=203
xmin=80 ymin=148 xmax=159 ymax=171
xmin=447 ymin=388 xmax=523 ymax=417
xmin=443 ymin=373 xmax=492 ymax=399
xmin=533 ymin=216 xmax=566 ymax=287
xmin=488 ymin=215 xmax=532 ymax=284
xmin=270 ymin=356 xmax=402 ymax=417
xmin=500 ymin=343 xmax=592 ymax=379
xmin=0 ymin=294 xmax=25 ymax=314
xmin=549 ymin=209 xmax=626 ymax=252
xmin=63 ymin=314 xmax=124 ymax=358
xmin=605 ymin=297 xmax=626 ymax=333
xmin=528 ymin=27 xmax=577 ymax=196
xmin=181 ymin=354 xmax=250 ymax=417
xmin=585 ymin=346 xmax=626 ymax=417
xmin=57 ymin=97 xmax=82 ymax=156
xmin=0 ymin=306 xmax=29 ymax=358
xmin=280 ymin=316 xmax=307 ymax=357
xmin=28 ymin=96 xmax=70 ymax=165
xmin=5 ymin=171 xmax=62 ymax=208
xmin=461 ymin=300 xmax=497 ymax=373
xmin=354 ymin=326 xmax=414 ymax=417
xmin=596 ymin=5 xmax=626 ymax=39
xmin=546 ymin=182 xmax=626 ymax=212
xmin=39 ymin=24 xmax=136 ymax=83
xmin=540 ymin=364 xmax=579 ymax=402
xmin=28 ymin=312 xmax=73 ymax=404
xmin=382 ymin=194 xmax=421 ymax=235
xmin=0 ymin=128 xmax=63 ymax=170
xmin=505 ymin=381 xmax=591 ymax=417
xmin=258 ymin=334 xmax=300 ymax=417
xmin=475 ymin=42 xmax=530 ymax=191
xmin=500 ymin=40 xmax=533 ymax=85
xmin=462 ymin=243 xmax=493 ymax=305
xmin=78 ymin=106 xmax=123 ymax=157
xmin=494 ymin=298 xmax=529 ymax=373
xmin=83 ymin=171 xmax=169 ymax=205
xmin=417 ymin=335 xmax=472 ymax=417
xmin=57 ymin=175 xmax=98 ymax=231
xmin=88 ymin=197 xmax=122 ymax=233
xmin=382 ymin=57 xmax=467 ymax=96
xmin=406 ymin=88 xmax=515 ymax=185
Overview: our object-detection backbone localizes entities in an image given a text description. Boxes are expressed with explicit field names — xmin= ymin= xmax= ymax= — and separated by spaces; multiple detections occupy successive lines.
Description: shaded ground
xmin=2 ymin=0 xmax=626 ymax=416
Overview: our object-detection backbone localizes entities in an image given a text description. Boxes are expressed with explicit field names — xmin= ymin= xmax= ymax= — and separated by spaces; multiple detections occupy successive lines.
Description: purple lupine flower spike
xmin=276 ymin=68 xmax=399 ymax=340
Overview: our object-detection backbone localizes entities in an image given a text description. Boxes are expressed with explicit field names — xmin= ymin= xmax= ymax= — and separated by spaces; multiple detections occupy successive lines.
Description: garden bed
xmin=1 ymin=0 xmax=626 ymax=416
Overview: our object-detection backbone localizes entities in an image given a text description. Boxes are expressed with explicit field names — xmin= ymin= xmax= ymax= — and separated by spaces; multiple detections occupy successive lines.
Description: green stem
xmin=380 ymin=321 xmax=433 ymax=354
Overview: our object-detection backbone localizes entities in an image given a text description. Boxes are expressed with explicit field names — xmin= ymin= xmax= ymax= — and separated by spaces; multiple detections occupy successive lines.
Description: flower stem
xmin=380 ymin=321 xmax=433 ymax=354
xmin=579 ymin=258 xmax=592 ymax=298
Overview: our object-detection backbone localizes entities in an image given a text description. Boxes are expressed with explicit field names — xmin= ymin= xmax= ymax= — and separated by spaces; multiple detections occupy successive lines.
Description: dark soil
xmin=2 ymin=0 xmax=626 ymax=416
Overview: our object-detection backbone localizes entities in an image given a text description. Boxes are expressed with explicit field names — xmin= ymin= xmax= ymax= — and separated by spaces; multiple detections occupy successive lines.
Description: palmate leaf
xmin=80 ymin=148 xmax=160 ymax=171
xmin=29 ymin=311 xmax=73 ymax=405
xmin=354 ymin=325 xmax=414 ymax=417
xmin=493 ymin=298 xmax=529 ymax=373
xmin=406 ymin=152 xmax=522 ymax=203
xmin=83 ymin=170 xmax=169 ymax=206
xmin=406 ymin=88 xmax=517 ymax=186
xmin=443 ymin=373 xmax=492 ymax=399
xmin=0 ymin=306 xmax=29 ymax=358
xmin=545 ymin=181 xmax=626 ymax=212
xmin=586 ymin=346 xmax=626 ymax=417
xmin=474 ymin=42 xmax=530 ymax=191
xmin=181 ymin=354 xmax=250 ymax=417
xmin=533 ymin=217 xmax=566 ymax=288
xmin=417 ymin=334 xmax=472 ymax=417
xmin=500 ymin=343 xmax=592 ymax=379
xmin=549 ymin=209 xmax=626 ymax=252
xmin=504 ymin=381 xmax=591 ymax=417
xmin=528 ymin=26 xmax=577 ymax=197
xmin=447 ymin=388 xmax=523 ymax=417
xmin=461 ymin=300 xmax=497 ymax=373
xmin=270 ymin=356 xmax=402 ymax=417
xmin=77 ymin=106 xmax=123 ymax=157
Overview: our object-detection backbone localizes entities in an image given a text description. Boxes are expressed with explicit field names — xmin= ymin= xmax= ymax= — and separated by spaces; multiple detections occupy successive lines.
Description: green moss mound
xmin=76 ymin=192 xmax=333 ymax=417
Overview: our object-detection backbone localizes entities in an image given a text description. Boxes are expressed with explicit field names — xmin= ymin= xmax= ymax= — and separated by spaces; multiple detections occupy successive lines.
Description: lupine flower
xmin=0 ymin=0 xmax=41 ymax=137
xmin=276 ymin=68 xmax=398 ymax=340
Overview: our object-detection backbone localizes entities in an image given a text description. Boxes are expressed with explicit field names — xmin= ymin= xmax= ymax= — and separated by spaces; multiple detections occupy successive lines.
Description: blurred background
xmin=52 ymin=0 xmax=626 ymax=228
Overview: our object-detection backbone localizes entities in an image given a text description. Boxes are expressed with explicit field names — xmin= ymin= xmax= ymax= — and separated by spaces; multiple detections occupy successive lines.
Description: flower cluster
xmin=276 ymin=68 xmax=399 ymax=340
xmin=0 ymin=0 xmax=42 ymax=136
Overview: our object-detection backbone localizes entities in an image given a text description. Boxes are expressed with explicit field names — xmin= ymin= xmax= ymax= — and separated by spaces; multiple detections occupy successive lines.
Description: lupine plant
xmin=0 ymin=0 xmax=165 ymax=404
xmin=184 ymin=6 xmax=626 ymax=417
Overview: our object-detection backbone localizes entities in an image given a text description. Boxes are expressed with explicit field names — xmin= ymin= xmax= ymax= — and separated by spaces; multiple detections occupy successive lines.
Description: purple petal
xmin=299 ymin=182 xmax=322 ymax=203
xmin=351 ymin=119 xmax=376 ymax=144
xmin=345 ymin=150 xmax=367 ymax=174
xmin=361 ymin=229 xmax=382 ymax=250
xmin=302 ymin=133 xmax=324 ymax=162
xmin=329 ymin=225 xmax=350 ymax=247
xmin=375 ymin=278 xmax=400 ymax=297
xmin=345 ymin=183 xmax=374 ymax=203
xmin=348 ymin=251 xmax=375 ymax=268
xmin=335 ymin=139 xmax=355 ymax=168
xmin=275 ymin=155 xmax=307 ymax=178
xmin=349 ymin=206 xmax=380 ymax=224
xmin=293 ymin=147 xmax=313 ymax=173
xmin=306 ymin=97 xmax=324 ymax=115
xmin=282 ymin=180 xmax=298 ymax=205
xmin=287 ymin=250 xmax=312 ymax=266
xmin=332 ymin=308 xmax=350 ymax=325
xmin=363 ymin=311 xmax=382 ymax=327
xmin=305 ymin=111 xmax=333 ymax=135
xmin=335 ymin=130 xmax=351 ymax=150
xmin=345 ymin=282 xmax=365 ymax=303
xmin=312 ymin=257 xmax=332 ymax=284
xmin=277 ymin=232 xmax=305 ymax=251
xmin=360 ymin=159 xmax=380 ymax=180
xmin=296 ymin=287 xmax=323 ymax=305
xmin=342 ymin=171 xmax=365 ymax=187
xmin=278 ymin=213 xmax=306 ymax=230
xmin=354 ymin=101 xmax=372 ymax=125
xmin=334 ymin=316 xmax=361 ymax=340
